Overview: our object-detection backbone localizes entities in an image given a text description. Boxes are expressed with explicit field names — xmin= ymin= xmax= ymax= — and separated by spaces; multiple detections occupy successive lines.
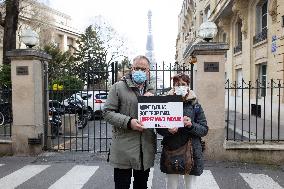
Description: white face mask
xmin=174 ymin=86 xmax=189 ymax=97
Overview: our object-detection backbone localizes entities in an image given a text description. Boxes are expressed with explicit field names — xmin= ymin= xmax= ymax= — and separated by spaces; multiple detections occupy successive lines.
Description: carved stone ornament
xmin=232 ymin=0 xmax=249 ymax=38
xmin=268 ymin=0 xmax=277 ymax=22
xmin=218 ymin=17 xmax=231 ymax=31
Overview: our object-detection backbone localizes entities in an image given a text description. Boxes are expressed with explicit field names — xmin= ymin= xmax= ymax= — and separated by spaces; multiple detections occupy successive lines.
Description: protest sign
xmin=138 ymin=95 xmax=183 ymax=128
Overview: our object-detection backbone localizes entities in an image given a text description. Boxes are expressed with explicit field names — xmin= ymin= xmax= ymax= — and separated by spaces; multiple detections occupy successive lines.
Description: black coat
xmin=157 ymin=92 xmax=208 ymax=176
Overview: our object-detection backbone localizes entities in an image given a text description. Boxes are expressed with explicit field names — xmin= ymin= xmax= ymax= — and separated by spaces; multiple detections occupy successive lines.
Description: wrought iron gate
xmin=44 ymin=61 xmax=193 ymax=152
xmin=0 ymin=86 xmax=12 ymax=138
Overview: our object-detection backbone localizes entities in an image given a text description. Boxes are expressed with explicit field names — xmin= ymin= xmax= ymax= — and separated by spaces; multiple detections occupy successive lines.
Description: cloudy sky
xmin=48 ymin=0 xmax=183 ymax=63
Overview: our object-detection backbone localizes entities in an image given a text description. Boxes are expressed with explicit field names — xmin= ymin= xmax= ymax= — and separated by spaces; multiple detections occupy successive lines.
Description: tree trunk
xmin=3 ymin=0 xmax=20 ymax=65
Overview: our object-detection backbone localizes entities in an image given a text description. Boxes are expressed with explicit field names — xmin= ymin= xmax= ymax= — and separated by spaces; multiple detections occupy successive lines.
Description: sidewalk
xmin=226 ymin=110 xmax=284 ymax=141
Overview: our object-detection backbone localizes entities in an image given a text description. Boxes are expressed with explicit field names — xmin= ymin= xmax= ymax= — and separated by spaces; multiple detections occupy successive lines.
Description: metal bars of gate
xmin=0 ymin=87 xmax=12 ymax=138
xmin=149 ymin=62 xmax=192 ymax=152
xmin=225 ymin=79 xmax=284 ymax=143
xmin=45 ymin=61 xmax=114 ymax=152
xmin=45 ymin=61 xmax=193 ymax=152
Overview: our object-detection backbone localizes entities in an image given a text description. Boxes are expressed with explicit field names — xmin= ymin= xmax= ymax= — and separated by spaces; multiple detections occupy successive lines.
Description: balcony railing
xmin=233 ymin=42 xmax=242 ymax=54
xmin=253 ymin=28 xmax=268 ymax=45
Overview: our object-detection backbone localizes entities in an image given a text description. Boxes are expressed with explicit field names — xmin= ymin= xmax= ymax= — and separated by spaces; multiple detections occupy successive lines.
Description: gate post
xmin=188 ymin=42 xmax=229 ymax=160
xmin=7 ymin=49 xmax=51 ymax=155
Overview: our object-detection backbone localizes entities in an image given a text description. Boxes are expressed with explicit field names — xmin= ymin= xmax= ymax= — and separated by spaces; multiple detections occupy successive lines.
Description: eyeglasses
xmin=133 ymin=67 xmax=148 ymax=71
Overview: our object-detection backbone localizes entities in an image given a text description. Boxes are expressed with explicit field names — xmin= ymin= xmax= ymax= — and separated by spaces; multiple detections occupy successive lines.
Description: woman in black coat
xmin=157 ymin=73 xmax=208 ymax=189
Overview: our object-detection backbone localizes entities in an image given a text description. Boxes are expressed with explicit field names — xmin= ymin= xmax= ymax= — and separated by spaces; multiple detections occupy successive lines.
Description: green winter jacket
xmin=103 ymin=75 xmax=156 ymax=170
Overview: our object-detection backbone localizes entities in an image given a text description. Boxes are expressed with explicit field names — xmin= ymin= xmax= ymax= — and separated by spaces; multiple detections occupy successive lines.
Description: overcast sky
xmin=49 ymin=0 xmax=183 ymax=63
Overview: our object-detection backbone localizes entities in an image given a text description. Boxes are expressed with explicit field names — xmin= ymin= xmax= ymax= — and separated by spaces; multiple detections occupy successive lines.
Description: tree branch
xmin=0 ymin=12 xmax=5 ymax=27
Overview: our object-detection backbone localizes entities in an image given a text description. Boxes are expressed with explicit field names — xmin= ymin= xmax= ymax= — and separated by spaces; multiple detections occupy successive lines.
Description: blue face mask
xmin=132 ymin=70 xmax=147 ymax=84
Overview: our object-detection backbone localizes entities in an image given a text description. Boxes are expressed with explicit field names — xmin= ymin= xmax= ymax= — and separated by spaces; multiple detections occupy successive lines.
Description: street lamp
xmin=21 ymin=28 xmax=39 ymax=48
xmin=198 ymin=21 xmax=218 ymax=42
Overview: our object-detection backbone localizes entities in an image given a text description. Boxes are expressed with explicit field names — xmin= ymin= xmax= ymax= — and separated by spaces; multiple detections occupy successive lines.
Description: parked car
xmin=76 ymin=91 xmax=108 ymax=119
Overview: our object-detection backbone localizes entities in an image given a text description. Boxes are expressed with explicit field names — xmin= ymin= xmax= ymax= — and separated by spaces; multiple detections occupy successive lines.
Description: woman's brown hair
xmin=172 ymin=73 xmax=190 ymax=85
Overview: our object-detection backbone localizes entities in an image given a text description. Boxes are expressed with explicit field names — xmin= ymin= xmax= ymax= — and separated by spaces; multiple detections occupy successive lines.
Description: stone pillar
xmin=188 ymin=42 xmax=229 ymax=160
xmin=7 ymin=49 xmax=51 ymax=155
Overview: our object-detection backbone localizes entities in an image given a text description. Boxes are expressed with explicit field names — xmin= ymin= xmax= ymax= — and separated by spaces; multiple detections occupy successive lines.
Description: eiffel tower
xmin=146 ymin=10 xmax=162 ymax=90
xmin=146 ymin=10 xmax=155 ymax=70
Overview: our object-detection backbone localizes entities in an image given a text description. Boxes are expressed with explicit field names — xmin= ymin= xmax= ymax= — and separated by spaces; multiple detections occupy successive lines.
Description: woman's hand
xmin=183 ymin=116 xmax=192 ymax=127
xmin=168 ymin=127 xmax=178 ymax=134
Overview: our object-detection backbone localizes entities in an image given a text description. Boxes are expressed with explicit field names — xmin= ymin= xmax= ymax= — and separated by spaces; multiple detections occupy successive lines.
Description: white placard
xmin=138 ymin=97 xmax=183 ymax=128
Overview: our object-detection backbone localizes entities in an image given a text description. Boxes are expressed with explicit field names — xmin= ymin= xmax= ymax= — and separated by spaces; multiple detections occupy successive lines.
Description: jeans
xmin=114 ymin=168 xmax=150 ymax=189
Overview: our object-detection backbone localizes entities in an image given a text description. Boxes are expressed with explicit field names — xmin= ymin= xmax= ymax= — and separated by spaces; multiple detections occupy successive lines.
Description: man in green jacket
xmin=103 ymin=55 xmax=156 ymax=189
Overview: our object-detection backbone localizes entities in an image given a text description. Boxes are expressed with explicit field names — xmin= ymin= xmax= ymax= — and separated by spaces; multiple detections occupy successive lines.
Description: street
xmin=0 ymin=152 xmax=283 ymax=189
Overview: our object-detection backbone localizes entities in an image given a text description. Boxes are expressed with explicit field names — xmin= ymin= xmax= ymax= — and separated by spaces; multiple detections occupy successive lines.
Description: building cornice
xmin=24 ymin=0 xmax=71 ymax=20
xmin=7 ymin=49 xmax=52 ymax=60
xmin=184 ymin=42 xmax=229 ymax=58
xmin=19 ymin=16 xmax=81 ymax=37
xmin=210 ymin=0 xmax=232 ymax=21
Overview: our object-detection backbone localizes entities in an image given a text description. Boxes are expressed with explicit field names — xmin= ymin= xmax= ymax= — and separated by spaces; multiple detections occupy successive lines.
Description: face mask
xmin=132 ymin=70 xmax=147 ymax=84
xmin=175 ymin=86 xmax=189 ymax=97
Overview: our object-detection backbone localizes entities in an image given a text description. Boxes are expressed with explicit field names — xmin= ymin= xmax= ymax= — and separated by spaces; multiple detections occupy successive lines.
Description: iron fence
xmin=45 ymin=61 xmax=114 ymax=152
xmin=0 ymin=87 xmax=12 ymax=138
xmin=45 ymin=61 xmax=192 ymax=152
xmin=225 ymin=79 xmax=284 ymax=143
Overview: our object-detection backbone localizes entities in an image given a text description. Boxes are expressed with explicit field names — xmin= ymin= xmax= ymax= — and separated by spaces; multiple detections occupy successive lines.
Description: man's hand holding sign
xmin=130 ymin=91 xmax=154 ymax=132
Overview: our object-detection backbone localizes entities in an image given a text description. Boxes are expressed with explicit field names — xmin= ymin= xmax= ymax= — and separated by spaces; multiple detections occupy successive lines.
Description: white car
xmin=76 ymin=91 xmax=108 ymax=119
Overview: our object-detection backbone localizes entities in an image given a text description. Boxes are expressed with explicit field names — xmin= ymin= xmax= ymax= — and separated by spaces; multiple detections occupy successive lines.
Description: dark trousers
xmin=114 ymin=168 xmax=150 ymax=189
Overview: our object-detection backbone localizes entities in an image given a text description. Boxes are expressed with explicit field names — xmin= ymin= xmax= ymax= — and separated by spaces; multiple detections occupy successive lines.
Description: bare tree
xmin=0 ymin=0 xmax=55 ymax=65
xmin=0 ymin=0 xmax=19 ymax=65
xmin=17 ymin=0 xmax=55 ymax=48
xmin=92 ymin=15 xmax=130 ymax=67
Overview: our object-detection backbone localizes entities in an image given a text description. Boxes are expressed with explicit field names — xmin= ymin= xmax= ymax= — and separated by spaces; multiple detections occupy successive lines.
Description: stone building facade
xmin=176 ymin=0 xmax=283 ymax=120
xmin=0 ymin=0 xmax=80 ymax=65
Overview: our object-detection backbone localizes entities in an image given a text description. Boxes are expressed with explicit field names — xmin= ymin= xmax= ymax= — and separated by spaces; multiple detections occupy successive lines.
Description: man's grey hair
xmin=132 ymin=55 xmax=150 ymax=66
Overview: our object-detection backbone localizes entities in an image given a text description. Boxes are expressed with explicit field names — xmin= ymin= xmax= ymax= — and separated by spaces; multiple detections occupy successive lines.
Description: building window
xmin=254 ymin=0 xmax=268 ymax=44
xmin=223 ymin=33 xmax=227 ymax=42
xmin=236 ymin=69 xmax=243 ymax=97
xmin=234 ymin=19 xmax=242 ymax=54
xmin=261 ymin=1 xmax=268 ymax=30
xmin=258 ymin=64 xmax=267 ymax=97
